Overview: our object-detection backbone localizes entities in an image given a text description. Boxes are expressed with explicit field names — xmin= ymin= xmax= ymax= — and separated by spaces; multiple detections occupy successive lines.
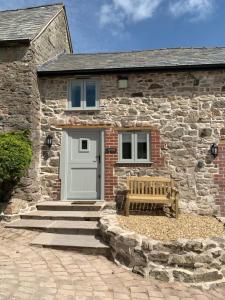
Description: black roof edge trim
xmin=0 ymin=39 xmax=30 ymax=46
xmin=37 ymin=64 xmax=225 ymax=76
xmin=0 ymin=3 xmax=64 ymax=13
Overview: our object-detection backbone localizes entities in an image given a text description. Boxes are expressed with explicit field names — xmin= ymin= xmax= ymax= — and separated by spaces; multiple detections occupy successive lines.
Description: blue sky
xmin=0 ymin=0 xmax=224 ymax=53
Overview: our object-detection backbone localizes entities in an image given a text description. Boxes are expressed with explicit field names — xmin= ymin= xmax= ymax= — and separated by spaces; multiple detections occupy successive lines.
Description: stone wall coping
xmin=100 ymin=205 xmax=225 ymax=288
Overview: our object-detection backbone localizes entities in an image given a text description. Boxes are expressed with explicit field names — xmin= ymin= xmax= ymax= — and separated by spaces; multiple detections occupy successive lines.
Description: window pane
xmin=82 ymin=140 xmax=88 ymax=150
xmin=71 ymin=84 xmax=81 ymax=107
xmin=137 ymin=133 xmax=147 ymax=159
xmin=86 ymin=82 xmax=96 ymax=107
xmin=122 ymin=133 xmax=132 ymax=159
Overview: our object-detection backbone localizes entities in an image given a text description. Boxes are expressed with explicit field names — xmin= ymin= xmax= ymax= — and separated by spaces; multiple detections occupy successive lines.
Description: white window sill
xmin=64 ymin=108 xmax=100 ymax=112
xmin=116 ymin=161 xmax=154 ymax=165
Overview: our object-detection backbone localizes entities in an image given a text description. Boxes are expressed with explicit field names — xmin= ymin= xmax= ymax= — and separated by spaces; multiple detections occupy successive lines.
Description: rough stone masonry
xmin=0 ymin=5 xmax=71 ymax=216
xmin=39 ymin=70 xmax=225 ymax=216
xmin=100 ymin=204 xmax=225 ymax=288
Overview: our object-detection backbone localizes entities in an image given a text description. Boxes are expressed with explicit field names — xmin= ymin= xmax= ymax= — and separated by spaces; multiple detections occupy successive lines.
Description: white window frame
xmin=68 ymin=79 xmax=99 ymax=110
xmin=118 ymin=132 xmax=150 ymax=163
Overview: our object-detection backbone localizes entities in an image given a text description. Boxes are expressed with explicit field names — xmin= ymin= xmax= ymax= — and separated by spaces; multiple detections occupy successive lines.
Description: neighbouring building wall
xmin=0 ymin=45 xmax=42 ymax=214
xmin=32 ymin=8 xmax=72 ymax=66
xmin=0 ymin=10 xmax=72 ymax=216
xmin=39 ymin=70 xmax=225 ymax=216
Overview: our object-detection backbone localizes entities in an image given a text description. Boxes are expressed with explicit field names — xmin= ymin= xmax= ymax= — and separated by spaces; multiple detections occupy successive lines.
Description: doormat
xmin=71 ymin=201 xmax=96 ymax=205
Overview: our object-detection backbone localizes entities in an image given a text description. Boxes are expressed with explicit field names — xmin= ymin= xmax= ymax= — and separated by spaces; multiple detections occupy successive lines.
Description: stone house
xmin=37 ymin=49 xmax=225 ymax=217
xmin=1 ymin=4 xmax=225 ymax=217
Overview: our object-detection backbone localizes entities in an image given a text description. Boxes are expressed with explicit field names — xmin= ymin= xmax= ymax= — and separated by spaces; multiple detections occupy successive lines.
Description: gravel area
xmin=117 ymin=214 xmax=225 ymax=241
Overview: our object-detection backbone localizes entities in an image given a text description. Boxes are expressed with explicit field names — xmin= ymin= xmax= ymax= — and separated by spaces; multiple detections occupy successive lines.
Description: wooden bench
xmin=125 ymin=176 xmax=179 ymax=218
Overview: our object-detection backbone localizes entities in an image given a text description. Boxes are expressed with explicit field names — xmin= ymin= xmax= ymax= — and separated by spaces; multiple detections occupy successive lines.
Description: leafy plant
xmin=0 ymin=131 xmax=32 ymax=201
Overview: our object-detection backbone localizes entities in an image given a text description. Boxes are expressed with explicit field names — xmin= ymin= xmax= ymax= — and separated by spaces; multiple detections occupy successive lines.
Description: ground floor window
xmin=118 ymin=132 xmax=150 ymax=163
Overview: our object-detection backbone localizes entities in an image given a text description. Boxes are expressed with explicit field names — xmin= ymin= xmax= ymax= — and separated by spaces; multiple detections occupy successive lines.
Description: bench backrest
xmin=127 ymin=176 xmax=175 ymax=196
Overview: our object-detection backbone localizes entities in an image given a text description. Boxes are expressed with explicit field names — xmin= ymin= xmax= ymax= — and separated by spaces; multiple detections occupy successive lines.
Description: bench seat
xmin=127 ymin=195 xmax=170 ymax=203
xmin=125 ymin=176 xmax=179 ymax=218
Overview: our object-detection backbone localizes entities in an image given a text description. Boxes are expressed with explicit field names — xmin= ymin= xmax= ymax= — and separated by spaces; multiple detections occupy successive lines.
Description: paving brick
xmin=130 ymin=286 xmax=148 ymax=293
xmin=131 ymin=292 xmax=149 ymax=299
xmin=148 ymin=290 xmax=164 ymax=298
xmin=165 ymin=296 xmax=180 ymax=300
xmin=1 ymin=225 xmax=225 ymax=300
xmin=195 ymin=296 xmax=211 ymax=300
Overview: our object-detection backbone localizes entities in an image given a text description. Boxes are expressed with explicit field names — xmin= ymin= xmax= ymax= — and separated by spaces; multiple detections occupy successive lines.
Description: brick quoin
xmin=104 ymin=128 xmax=118 ymax=201
xmin=214 ymin=141 xmax=225 ymax=216
xmin=151 ymin=129 xmax=164 ymax=166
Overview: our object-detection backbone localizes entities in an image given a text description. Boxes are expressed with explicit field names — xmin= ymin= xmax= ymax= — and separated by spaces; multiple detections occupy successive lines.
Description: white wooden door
xmin=65 ymin=130 xmax=100 ymax=200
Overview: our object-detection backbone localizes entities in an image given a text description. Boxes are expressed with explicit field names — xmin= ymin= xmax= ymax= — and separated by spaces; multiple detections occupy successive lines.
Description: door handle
xmin=93 ymin=156 xmax=101 ymax=163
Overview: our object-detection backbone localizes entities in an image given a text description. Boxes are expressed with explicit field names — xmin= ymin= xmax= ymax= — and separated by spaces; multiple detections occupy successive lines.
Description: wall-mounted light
xmin=197 ymin=160 xmax=204 ymax=169
xmin=118 ymin=76 xmax=128 ymax=89
xmin=46 ymin=135 xmax=53 ymax=148
xmin=210 ymin=143 xmax=218 ymax=158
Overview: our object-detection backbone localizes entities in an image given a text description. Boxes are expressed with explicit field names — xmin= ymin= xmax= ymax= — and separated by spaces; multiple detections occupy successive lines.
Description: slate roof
xmin=0 ymin=3 xmax=64 ymax=42
xmin=38 ymin=47 xmax=225 ymax=74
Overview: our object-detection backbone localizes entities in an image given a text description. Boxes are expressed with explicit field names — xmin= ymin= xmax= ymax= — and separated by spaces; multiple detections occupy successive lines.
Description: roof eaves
xmin=0 ymin=38 xmax=30 ymax=46
xmin=37 ymin=63 xmax=225 ymax=76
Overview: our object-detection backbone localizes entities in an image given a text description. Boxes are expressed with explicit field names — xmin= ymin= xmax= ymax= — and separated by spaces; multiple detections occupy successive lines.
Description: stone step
xmin=5 ymin=219 xmax=99 ymax=235
xmin=36 ymin=201 xmax=103 ymax=212
xmin=21 ymin=210 xmax=100 ymax=221
xmin=31 ymin=233 xmax=110 ymax=255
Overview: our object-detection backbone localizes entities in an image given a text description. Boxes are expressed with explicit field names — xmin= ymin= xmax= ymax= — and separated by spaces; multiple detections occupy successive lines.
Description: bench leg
xmin=124 ymin=199 xmax=130 ymax=216
xmin=175 ymin=197 xmax=179 ymax=219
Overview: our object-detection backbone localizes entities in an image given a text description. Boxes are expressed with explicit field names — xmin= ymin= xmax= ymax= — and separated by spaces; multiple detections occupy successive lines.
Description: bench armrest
xmin=171 ymin=187 xmax=179 ymax=194
xmin=168 ymin=188 xmax=179 ymax=201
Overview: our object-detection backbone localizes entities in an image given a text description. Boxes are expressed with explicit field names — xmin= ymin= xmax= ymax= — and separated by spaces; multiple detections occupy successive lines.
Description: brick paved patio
xmin=0 ymin=225 xmax=225 ymax=300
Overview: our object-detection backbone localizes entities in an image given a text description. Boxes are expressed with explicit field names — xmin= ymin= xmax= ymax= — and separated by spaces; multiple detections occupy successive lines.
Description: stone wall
xmin=32 ymin=8 xmax=71 ymax=66
xmin=0 ymin=9 xmax=71 ymax=216
xmin=39 ymin=70 xmax=225 ymax=215
xmin=0 ymin=45 xmax=41 ymax=214
xmin=100 ymin=205 xmax=225 ymax=288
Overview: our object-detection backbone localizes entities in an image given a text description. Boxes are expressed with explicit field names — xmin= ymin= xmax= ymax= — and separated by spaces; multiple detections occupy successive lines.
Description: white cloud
xmin=169 ymin=0 xmax=214 ymax=20
xmin=99 ymin=0 xmax=215 ymax=30
xmin=99 ymin=0 xmax=162 ymax=27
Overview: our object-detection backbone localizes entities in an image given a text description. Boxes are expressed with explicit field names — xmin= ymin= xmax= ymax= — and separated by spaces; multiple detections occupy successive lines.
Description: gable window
xmin=69 ymin=80 xmax=99 ymax=110
xmin=119 ymin=132 xmax=150 ymax=163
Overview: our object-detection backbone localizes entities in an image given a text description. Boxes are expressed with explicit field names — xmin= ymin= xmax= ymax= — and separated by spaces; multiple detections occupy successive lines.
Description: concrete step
xmin=36 ymin=201 xmax=103 ymax=212
xmin=5 ymin=219 xmax=99 ymax=235
xmin=31 ymin=233 xmax=110 ymax=255
xmin=20 ymin=210 xmax=100 ymax=221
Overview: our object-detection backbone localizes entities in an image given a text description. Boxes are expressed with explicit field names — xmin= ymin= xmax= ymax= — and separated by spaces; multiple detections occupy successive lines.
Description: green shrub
xmin=0 ymin=132 xmax=32 ymax=201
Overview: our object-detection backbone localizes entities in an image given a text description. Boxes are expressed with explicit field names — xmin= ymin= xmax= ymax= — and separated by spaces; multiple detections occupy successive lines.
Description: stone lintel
xmin=56 ymin=124 xmax=112 ymax=129
xmin=56 ymin=124 xmax=156 ymax=131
